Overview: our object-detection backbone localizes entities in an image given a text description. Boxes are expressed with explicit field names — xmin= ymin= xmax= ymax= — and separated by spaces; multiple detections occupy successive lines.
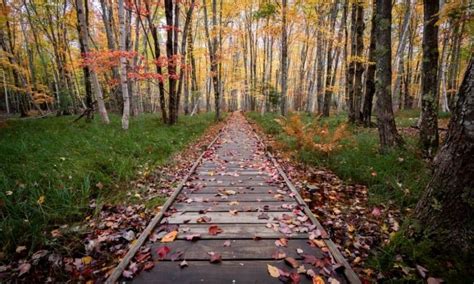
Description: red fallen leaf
xmin=302 ymin=254 xmax=317 ymax=265
xmin=289 ymin=272 xmax=301 ymax=284
xmin=143 ymin=261 xmax=154 ymax=271
xmin=208 ymin=252 xmax=222 ymax=263
xmin=208 ymin=225 xmax=223 ymax=235
xmin=284 ymin=257 xmax=299 ymax=268
xmin=156 ymin=246 xmax=170 ymax=260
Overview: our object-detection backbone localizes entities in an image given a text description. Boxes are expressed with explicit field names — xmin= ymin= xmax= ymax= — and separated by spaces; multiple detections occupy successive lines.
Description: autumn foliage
xmin=275 ymin=114 xmax=350 ymax=154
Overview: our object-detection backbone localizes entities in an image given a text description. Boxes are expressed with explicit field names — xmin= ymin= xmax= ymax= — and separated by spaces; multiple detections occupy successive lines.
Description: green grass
xmin=0 ymin=113 xmax=215 ymax=256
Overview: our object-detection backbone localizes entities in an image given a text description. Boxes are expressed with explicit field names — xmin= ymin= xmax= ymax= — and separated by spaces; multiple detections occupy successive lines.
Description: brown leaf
xmin=143 ymin=261 xmax=154 ymax=271
xmin=272 ymin=250 xmax=287 ymax=260
xmin=208 ymin=225 xmax=223 ymax=235
xmin=285 ymin=257 xmax=299 ymax=268
xmin=275 ymin=238 xmax=288 ymax=247
xmin=197 ymin=216 xmax=212 ymax=223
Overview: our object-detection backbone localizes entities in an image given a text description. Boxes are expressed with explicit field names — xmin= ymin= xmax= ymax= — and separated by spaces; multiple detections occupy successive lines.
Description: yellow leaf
xmin=37 ymin=195 xmax=45 ymax=205
xmin=313 ymin=276 xmax=325 ymax=284
xmin=82 ymin=256 xmax=93 ymax=265
xmin=267 ymin=264 xmax=280 ymax=278
xmin=312 ymin=239 xmax=326 ymax=248
xmin=161 ymin=231 xmax=178 ymax=243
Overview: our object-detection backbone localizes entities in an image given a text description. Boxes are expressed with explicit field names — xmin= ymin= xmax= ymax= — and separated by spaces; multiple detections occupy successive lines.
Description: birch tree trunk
xmin=118 ymin=0 xmax=130 ymax=129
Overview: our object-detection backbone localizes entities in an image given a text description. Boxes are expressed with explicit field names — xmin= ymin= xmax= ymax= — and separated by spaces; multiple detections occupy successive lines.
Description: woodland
xmin=0 ymin=0 xmax=473 ymax=282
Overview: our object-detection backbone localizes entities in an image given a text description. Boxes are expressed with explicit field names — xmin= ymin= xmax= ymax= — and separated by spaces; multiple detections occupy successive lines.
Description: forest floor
xmin=247 ymin=110 xmax=472 ymax=283
xmin=0 ymin=112 xmax=224 ymax=281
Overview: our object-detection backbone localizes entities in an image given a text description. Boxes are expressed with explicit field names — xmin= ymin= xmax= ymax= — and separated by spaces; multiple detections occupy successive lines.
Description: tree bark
xmin=419 ymin=0 xmax=439 ymax=157
xmin=322 ymin=0 xmax=339 ymax=117
xmin=76 ymin=0 xmax=109 ymax=124
xmin=362 ymin=0 xmax=376 ymax=126
xmin=415 ymin=58 xmax=473 ymax=254
xmin=280 ymin=0 xmax=288 ymax=116
xmin=118 ymin=0 xmax=130 ymax=129
xmin=374 ymin=0 xmax=403 ymax=151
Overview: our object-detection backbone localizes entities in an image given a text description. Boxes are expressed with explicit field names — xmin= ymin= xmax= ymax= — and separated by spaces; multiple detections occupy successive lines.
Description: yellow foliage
xmin=275 ymin=114 xmax=350 ymax=154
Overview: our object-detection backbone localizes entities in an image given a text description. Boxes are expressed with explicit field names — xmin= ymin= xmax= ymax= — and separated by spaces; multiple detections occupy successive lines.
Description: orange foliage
xmin=275 ymin=114 xmax=350 ymax=154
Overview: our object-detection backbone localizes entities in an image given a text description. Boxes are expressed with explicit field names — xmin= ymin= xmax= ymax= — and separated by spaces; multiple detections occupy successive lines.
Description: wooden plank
xmin=191 ymin=175 xmax=270 ymax=182
xmin=196 ymin=171 xmax=269 ymax=176
xmin=176 ymin=193 xmax=294 ymax=202
xmin=163 ymin=212 xmax=292 ymax=224
xmin=172 ymin=201 xmax=296 ymax=212
xmin=151 ymin=239 xmax=324 ymax=261
xmin=182 ymin=186 xmax=288 ymax=194
xmin=175 ymin=224 xmax=306 ymax=239
xmin=130 ymin=260 xmax=346 ymax=284
xmin=192 ymin=181 xmax=283 ymax=187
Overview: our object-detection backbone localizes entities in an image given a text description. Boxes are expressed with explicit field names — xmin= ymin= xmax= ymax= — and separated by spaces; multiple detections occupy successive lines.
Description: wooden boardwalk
xmin=113 ymin=113 xmax=359 ymax=284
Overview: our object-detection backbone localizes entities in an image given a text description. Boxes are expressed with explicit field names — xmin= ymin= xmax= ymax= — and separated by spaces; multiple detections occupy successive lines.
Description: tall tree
xmin=374 ymin=0 xmax=403 ymax=151
xmin=118 ymin=0 xmax=130 ymax=129
xmin=361 ymin=0 xmax=377 ymax=126
xmin=75 ymin=0 xmax=109 ymax=123
xmin=280 ymin=0 xmax=288 ymax=116
xmin=415 ymin=58 xmax=473 ymax=254
xmin=322 ymin=0 xmax=339 ymax=117
xmin=419 ymin=0 xmax=439 ymax=157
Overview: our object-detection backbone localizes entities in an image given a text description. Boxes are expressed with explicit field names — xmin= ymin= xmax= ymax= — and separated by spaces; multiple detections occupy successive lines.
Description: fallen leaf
xmin=208 ymin=225 xmax=223 ymax=235
xmin=18 ymin=263 xmax=31 ymax=276
xmin=223 ymin=240 xmax=231 ymax=247
xmin=275 ymin=238 xmax=288 ymax=247
xmin=208 ymin=252 xmax=222 ymax=263
xmin=82 ymin=256 xmax=93 ymax=265
xmin=51 ymin=229 xmax=62 ymax=238
xmin=185 ymin=234 xmax=201 ymax=241
xmin=312 ymin=275 xmax=325 ymax=284
xmin=285 ymin=257 xmax=299 ymax=268
xmin=258 ymin=212 xmax=270 ymax=219
xmin=272 ymin=250 xmax=287 ymax=260
xmin=156 ymin=246 xmax=170 ymax=260
xmin=267 ymin=264 xmax=280 ymax=278
xmin=197 ymin=216 xmax=212 ymax=223
xmin=229 ymin=209 xmax=238 ymax=215
xmin=16 ymin=246 xmax=27 ymax=254
xmin=37 ymin=195 xmax=45 ymax=205
xmin=290 ymin=272 xmax=301 ymax=284
xmin=143 ymin=261 xmax=154 ymax=271
xmin=427 ymin=277 xmax=443 ymax=284
xmin=416 ymin=264 xmax=428 ymax=278
xmin=179 ymin=260 xmax=188 ymax=268
xmin=296 ymin=248 xmax=304 ymax=254
xmin=161 ymin=231 xmax=178 ymax=243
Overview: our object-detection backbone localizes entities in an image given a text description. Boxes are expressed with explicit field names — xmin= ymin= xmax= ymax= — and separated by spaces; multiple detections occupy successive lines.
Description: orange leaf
xmin=161 ymin=231 xmax=178 ymax=243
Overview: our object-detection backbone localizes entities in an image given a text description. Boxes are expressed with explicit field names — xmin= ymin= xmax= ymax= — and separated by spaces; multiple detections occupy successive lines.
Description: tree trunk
xmin=76 ymin=0 xmax=109 ymax=124
xmin=415 ymin=58 xmax=473 ymax=254
xmin=362 ymin=0 xmax=376 ymax=126
xmin=322 ymin=0 xmax=340 ymax=117
xmin=118 ymin=0 xmax=130 ymax=129
xmin=374 ymin=0 xmax=403 ymax=151
xmin=280 ymin=0 xmax=288 ymax=116
xmin=352 ymin=1 xmax=364 ymax=123
xmin=419 ymin=0 xmax=439 ymax=157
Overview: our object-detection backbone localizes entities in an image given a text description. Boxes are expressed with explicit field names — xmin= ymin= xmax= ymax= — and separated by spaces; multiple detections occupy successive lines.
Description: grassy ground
xmin=247 ymin=110 xmax=472 ymax=282
xmin=0 ymin=113 xmax=215 ymax=256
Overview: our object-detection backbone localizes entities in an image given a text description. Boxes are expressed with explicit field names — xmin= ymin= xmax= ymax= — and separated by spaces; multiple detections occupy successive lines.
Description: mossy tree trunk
xmin=415 ymin=58 xmax=473 ymax=254
xmin=419 ymin=0 xmax=439 ymax=157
